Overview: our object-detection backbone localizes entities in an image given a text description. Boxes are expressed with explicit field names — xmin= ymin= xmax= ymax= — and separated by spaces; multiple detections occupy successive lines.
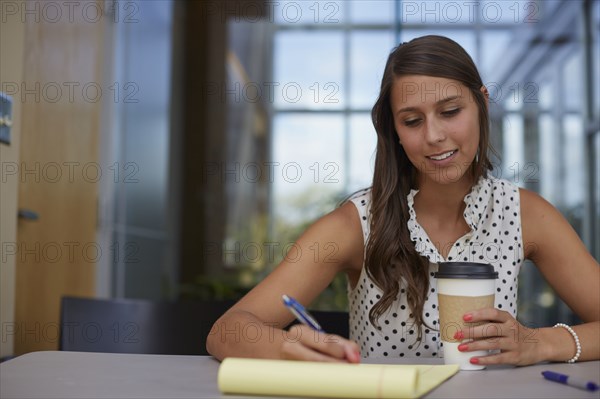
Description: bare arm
xmin=520 ymin=188 xmax=599 ymax=362
xmin=206 ymin=201 xmax=365 ymax=362
xmin=459 ymin=188 xmax=599 ymax=365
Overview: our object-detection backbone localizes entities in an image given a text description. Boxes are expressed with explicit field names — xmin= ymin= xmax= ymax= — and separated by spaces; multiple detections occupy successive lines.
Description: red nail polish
xmin=463 ymin=314 xmax=473 ymax=321
xmin=470 ymin=357 xmax=479 ymax=364
xmin=453 ymin=331 xmax=464 ymax=340
xmin=458 ymin=344 xmax=468 ymax=352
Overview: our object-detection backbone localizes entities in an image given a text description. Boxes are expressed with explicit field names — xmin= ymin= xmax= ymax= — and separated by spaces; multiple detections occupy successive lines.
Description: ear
xmin=480 ymin=85 xmax=489 ymax=107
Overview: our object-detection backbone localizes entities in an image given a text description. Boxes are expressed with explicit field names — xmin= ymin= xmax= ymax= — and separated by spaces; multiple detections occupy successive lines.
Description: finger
xmin=468 ymin=350 xmax=520 ymax=366
xmin=340 ymin=338 xmax=361 ymax=363
xmin=463 ymin=307 xmax=512 ymax=324
xmin=320 ymin=332 xmax=361 ymax=363
xmin=280 ymin=339 xmax=347 ymax=362
xmin=288 ymin=325 xmax=356 ymax=362
xmin=457 ymin=336 xmax=508 ymax=353
xmin=459 ymin=322 xmax=508 ymax=340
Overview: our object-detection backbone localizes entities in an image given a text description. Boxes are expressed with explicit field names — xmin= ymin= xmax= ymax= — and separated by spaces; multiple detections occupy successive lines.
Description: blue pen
xmin=282 ymin=295 xmax=324 ymax=332
xmin=542 ymin=371 xmax=599 ymax=392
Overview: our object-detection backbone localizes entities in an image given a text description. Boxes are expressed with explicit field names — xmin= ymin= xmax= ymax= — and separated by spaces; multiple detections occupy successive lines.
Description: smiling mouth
xmin=426 ymin=150 xmax=457 ymax=161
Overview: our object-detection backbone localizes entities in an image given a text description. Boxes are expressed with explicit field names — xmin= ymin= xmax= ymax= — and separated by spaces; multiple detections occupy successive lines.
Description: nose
xmin=423 ymin=117 xmax=446 ymax=144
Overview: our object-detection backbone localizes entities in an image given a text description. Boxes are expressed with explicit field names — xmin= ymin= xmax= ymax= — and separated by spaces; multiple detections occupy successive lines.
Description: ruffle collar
xmin=407 ymin=176 xmax=492 ymax=262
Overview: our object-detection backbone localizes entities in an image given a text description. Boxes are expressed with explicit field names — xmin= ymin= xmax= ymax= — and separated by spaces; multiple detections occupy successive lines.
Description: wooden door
xmin=14 ymin=1 xmax=107 ymax=354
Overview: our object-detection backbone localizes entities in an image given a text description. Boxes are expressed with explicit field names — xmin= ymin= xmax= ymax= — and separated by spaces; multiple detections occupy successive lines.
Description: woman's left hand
xmin=454 ymin=307 xmax=545 ymax=366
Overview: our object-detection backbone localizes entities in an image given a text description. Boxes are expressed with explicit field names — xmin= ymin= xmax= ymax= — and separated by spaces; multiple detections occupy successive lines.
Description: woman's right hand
xmin=279 ymin=324 xmax=361 ymax=363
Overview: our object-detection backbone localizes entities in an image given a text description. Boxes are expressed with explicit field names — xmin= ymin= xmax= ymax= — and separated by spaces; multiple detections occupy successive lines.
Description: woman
xmin=206 ymin=35 xmax=599 ymax=366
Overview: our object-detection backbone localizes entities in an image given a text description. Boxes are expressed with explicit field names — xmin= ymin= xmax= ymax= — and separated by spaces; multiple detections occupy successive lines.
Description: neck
xmin=413 ymin=173 xmax=476 ymax=221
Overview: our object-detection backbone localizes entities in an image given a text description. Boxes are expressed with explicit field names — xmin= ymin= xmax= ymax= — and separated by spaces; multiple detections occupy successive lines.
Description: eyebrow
xmin=395 ymin=95 xmax=462 ymax=115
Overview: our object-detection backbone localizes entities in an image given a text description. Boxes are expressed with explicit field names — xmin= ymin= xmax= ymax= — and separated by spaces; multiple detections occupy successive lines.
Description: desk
xmin=1 ymin=351 xmax=598 ymax=398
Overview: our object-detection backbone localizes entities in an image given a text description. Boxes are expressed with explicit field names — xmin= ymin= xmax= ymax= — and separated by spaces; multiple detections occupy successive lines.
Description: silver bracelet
xmin=553 ymin=323 xmax=581 ymax=363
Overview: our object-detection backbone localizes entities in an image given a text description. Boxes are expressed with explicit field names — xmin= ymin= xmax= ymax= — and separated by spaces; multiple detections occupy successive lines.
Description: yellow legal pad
xmin=218 ymin=358 xmax=459 ymax=398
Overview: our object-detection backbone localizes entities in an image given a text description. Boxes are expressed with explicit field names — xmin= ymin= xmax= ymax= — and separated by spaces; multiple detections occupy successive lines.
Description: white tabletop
xmin=1 ymin=351 xmax=599 ymax=398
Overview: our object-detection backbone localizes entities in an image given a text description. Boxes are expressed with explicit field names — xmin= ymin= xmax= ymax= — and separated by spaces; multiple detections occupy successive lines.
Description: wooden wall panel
xmin=14 ymin=1 xmax=106 ymax=354
xmin=0 ymin=2 xmax=26 ymax=359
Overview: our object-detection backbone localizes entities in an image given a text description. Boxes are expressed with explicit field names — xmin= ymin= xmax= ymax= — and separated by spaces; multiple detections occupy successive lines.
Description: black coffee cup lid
xmin=434 ymin=262 xmax=498 ymax=279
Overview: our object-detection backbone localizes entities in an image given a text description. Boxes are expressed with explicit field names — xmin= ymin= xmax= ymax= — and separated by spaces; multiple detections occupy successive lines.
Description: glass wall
xmin=99 ymin=1 xmax=598 ymax=314
xmin=220 ymin=0 xmax=599 ymax=319
xmin=266 ymin=0 xmax=551 ymax=242
xmin=107 ymin=0 xmax=174 ymax=300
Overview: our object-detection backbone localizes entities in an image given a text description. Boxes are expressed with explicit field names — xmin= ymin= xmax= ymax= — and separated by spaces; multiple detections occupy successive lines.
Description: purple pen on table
xmin=542 ymin=371 xmax=599 ymax=392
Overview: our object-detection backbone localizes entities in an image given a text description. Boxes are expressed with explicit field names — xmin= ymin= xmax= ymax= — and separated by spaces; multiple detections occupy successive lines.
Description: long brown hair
xmin=366 ymin=35 xmax=493 ymax=342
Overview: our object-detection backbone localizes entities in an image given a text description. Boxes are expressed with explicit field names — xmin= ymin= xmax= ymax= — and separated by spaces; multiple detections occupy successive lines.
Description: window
xmin=221 ymin=0 xmax=598 ymax=314
xmin=270 ymin=1 xmax=531 ymax=243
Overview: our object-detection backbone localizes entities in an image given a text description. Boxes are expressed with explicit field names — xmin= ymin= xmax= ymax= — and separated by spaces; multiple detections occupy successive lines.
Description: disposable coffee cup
xmin=434 ymin=262 xmax=498 ymax=370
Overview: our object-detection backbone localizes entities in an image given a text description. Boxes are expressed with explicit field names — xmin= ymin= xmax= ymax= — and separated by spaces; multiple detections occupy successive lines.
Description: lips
xmin=426 ymin=150 xmax=457 ymax=161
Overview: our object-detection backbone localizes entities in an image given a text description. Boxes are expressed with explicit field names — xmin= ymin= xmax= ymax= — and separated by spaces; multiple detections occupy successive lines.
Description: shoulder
xmin=308 ymin=188 xmax=370 ymax=239
xmin=519 ymin=187 xmax=569 ymax=234
xmin=487 ymin=176 xmax=520 ymax=196
xmin=301 ymin=200 xmax=365 ymax=272
xmin=518 ymin=187 xmax=572 ymax=259
xmin=486 ymin=177 xmax=562 ymax=217
xmin=321 ymin=200 xmax=364 ymax=244
xmin=476 ymin=176 xmax=520 ymax=217
xmin=519 ymin=187 xmax=558 ymax=223
xmin=347 ymin=188 xmax=372 ymax=208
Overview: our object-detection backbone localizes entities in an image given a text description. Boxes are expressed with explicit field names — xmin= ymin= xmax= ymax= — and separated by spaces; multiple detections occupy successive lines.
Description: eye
xmin=441 ymin=108 xmax=461 ymax=117
xmin=403 ymin=118 xmax=421 ymax=127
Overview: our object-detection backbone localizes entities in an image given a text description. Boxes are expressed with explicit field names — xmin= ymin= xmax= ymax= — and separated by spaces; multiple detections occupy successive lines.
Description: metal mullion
xmin=553 ymin=61 xmax=566 ymax=210
xmin=475 ymin=1 xmax=482 ymax=68
xmin=265 ymin=19 xmax=278 ymax=248
xmin=343 ymin=4 xmax=351 ymax=194
xmin=395 ymin=0 xmax=401 ymax=42
xmin=582 ymin=0 xmax=598 ymax=259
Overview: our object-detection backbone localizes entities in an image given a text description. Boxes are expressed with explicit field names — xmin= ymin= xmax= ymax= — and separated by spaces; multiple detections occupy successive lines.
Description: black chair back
xmin=59 ymin=296 xmax=235 ymax=355
xmin=288 ymin=310 xmax=350 ymax=339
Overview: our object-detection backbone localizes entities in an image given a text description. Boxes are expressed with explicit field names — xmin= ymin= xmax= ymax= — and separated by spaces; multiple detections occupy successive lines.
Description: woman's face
xmin=390 ymin=74 xmax=481 ymax=186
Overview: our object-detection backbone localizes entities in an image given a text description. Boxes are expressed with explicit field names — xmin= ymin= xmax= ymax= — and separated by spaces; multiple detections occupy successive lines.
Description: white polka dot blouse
xmin=347 ymin=176 xmax=524 ymax=358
